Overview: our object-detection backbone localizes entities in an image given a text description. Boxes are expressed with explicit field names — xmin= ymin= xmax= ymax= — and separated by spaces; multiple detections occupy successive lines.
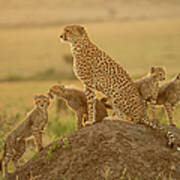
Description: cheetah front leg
xmin=84 ymin=86 xmax=96 ymax=126
xmin=32 ymin=128 xmax=43 ymax=151
xmin=13 ymin=138 xmax=26 ymax=170
xmin=164 ymin=103 xmax=176 ymax=126
xmin=76 ymin=111 xmax=85 ymax=130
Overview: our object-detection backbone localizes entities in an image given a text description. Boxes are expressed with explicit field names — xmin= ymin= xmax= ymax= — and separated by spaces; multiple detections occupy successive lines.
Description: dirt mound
xmin=8 ymin=121 xmax=180 ymax=180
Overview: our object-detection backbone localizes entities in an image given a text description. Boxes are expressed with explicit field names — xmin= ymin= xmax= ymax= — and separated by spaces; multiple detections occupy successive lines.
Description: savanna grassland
xmin=0 ymin=0 xmax=180 ymax=177
xmin=0 ymin=18 xmax=180 ymax=141
xmin=1 ymin=19 xmax=180 ymax=79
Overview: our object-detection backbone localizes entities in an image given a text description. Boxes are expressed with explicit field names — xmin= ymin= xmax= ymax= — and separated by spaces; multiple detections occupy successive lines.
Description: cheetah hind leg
xmin=164 ymin=103 xmax=176 ymax=127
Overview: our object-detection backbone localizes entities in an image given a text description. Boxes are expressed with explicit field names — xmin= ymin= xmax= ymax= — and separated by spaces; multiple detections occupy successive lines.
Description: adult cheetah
xmin=59 ymin=24 xmax=174 ymax=147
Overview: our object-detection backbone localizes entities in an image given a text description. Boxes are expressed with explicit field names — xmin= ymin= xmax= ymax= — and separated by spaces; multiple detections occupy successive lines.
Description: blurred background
xmin=0 ymin=0 xmax=180 ymax=163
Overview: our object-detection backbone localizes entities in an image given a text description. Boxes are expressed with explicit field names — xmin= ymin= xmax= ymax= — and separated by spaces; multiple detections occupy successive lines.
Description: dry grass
xmin=0 ymin=19 xmax=180 ymax=79
xmin=0 ymin=18 xmax=180 ymax=135
xmin=0 ymin=18 xmax=180 ymax=177
xmin=0 ymin=0 xmax=180 ymax=27
xmin=0 ymin=1 xmax=180 ymax=178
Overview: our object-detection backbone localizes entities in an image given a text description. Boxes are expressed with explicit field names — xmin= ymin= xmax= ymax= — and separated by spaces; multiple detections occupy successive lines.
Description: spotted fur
xmin=59 ymin=24 xmax=175 ymax=148
xmin=135 ymin=66 xmax=166 ymax=121
xmin=0 ymin=94 xmax=50 ymax=177
xmin=156 ymin=73 xmax=180 ymax=126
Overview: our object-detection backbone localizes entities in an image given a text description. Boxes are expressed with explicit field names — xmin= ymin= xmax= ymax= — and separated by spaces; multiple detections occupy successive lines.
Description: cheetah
xmin=135 ymin=66 xmax=166 ymax=121
xmin=99 ymin=66 xmax=166 ymax=121
xmin=156 ymin=73 xmax=180 ymax=126
xmin=48 ymin=84 xmax=108 ymax=129
xmin=0 ymin=94 xmax=50 ymax=176
xmin=59 ymin=24 xmax=175 ymax=147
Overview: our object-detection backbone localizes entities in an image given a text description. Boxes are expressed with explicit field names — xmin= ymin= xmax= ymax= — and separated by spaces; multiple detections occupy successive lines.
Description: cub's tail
xmin=100 ymin=97 xmax=113 ymax=110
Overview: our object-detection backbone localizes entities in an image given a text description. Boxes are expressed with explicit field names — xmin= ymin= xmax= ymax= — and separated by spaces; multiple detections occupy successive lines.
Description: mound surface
xmin=8 ymin=120 xmax=180 ymax=180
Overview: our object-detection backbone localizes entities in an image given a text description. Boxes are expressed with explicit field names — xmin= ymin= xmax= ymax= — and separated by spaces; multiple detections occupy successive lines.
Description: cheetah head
xmin=48 ymin=84 xmax=65 ymax=100
xmin=151 ymin=66 xmax=166 ymax=81
xmin=60 ymin=25 xmax=87 ymax=43
xmin=34 ymin=94 xmax=50 ymax=109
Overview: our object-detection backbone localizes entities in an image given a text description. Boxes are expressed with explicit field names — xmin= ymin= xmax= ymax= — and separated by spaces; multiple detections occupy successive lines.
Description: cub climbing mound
xmin=9 ymin=121 xmax=180 ymax=180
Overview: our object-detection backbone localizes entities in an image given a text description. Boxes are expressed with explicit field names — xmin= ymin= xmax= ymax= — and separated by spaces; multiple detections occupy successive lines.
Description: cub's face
xmin=151 ymin=66 xmax=166 ymax=81
xmin=60 ymin=25 xmax=86 ymax=43
xmin=34 ymin=95 xmax=50 ymax=109
xmin=48 ymin=84 xmax=65 ymax=100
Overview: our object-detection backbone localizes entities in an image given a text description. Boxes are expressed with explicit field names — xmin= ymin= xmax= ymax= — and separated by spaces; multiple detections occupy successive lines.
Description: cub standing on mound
xmin=135 ymin=66 xmax=166 ymax=121
xmin=59 ymin=24 xmax=174 ymax=147
xmin=48 ymin=84 xmax=108 ymax=130
xmin=0 ymin=94 xmax=50 ymax=177
xmin=156 ymin=73 xmax=180 ymax=126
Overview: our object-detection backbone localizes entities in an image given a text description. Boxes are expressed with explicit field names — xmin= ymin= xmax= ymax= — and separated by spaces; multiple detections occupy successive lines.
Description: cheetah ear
xmin=77 ymin=26 xmax=85 ymax=35
xmin=33 ymin=95 xmax=39 ymax=100
xmin=60 ymin=84 xmax=65 ymax=90
xmin=151 ymin=66 xmax=155 ymax=73
xmin=177 ymin=73 xmax=180 ymax=79
xmin=57 ymin=82 xmax=65 ymax=88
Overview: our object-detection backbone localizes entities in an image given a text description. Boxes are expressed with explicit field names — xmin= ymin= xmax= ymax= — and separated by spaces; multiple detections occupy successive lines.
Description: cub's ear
xmin=151 ymin=66 xmax=155 ymax=73
xmin=77 ymin=26 xmax=85 ymax=35
xmin=33 ymin=95 xmax=39 ymax=100
xmin=176 ymin=73 xmax=180 ymax=79
xmin=58 ymin=84 xmax=65 ymax=90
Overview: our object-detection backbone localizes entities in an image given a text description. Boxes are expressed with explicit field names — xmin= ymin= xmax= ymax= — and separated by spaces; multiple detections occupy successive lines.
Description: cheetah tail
xmin=141 ymin=117 xmax=175 ymax=148
xmin=100 ymin=97 xmax=113 ymax=110
xmin=166 ymin=131 xmax=175 ymax=148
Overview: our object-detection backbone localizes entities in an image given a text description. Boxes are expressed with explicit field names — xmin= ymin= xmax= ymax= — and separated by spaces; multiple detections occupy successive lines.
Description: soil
xmin=8 ymin=120 xmax=180 ymax=180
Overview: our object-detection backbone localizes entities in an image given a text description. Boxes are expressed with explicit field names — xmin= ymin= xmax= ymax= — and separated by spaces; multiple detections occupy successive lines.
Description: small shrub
xmin=32 ymin=151 xmax=40 ymax=161
xmin=62 ymin=137 xmax=69 ymax=149
xmin=46 ymin=114 xmax=76 ymax=138
xmin=46 ymin=137 xmax=59 ymax=161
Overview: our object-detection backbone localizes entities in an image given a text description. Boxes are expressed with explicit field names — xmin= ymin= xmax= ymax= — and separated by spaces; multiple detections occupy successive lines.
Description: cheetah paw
xmin=103 ymin=116 xmax=119 ymax=121
xmin=85 ymin=120 xmax=95 ymax=126
xmin=169 ymin=123 xmax=176 ymax=127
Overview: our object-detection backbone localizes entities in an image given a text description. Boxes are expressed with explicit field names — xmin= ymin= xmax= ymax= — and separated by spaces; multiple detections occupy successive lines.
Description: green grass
xmin=46 ymin=113 xmax=76 ymax=138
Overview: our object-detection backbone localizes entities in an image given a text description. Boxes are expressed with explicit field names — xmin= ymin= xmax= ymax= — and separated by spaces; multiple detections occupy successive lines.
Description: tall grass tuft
xmin=46 ymin=113 xmax=76 ymax=138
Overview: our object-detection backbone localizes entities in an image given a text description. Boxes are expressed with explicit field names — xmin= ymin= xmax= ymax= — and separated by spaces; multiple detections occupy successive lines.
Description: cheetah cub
xmin=156 ymin=73 xmax=180 ymax=126
xmin=135 ymin=66 xmax=166 ymax=121
xmin=60 ymin=24 xmax=175 ymax=148
xmin=0 ymin=94 xmax=50 ymax=176
xmin=48 ymin=84 xmax=108 ymax=129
